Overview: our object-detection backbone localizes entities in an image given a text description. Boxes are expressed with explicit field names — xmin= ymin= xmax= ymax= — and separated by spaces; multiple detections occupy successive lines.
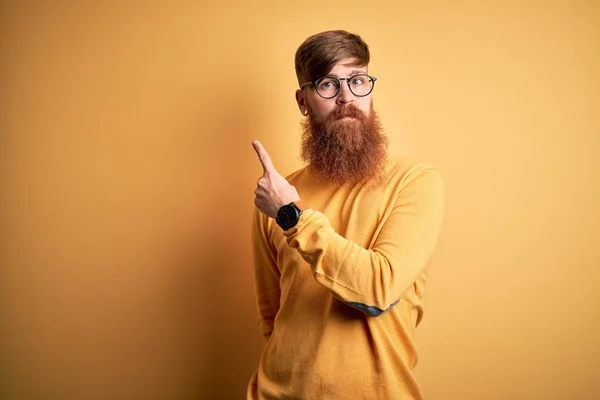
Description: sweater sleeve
xmin=282 ymin=166 xmax=445 ymax=317
xmin=250 ymin=206 xmax=280 ymax=343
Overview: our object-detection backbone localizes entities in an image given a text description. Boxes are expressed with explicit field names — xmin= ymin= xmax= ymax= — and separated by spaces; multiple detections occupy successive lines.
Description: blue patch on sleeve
xmin=346 ymin=299 xmax=400 ymax=317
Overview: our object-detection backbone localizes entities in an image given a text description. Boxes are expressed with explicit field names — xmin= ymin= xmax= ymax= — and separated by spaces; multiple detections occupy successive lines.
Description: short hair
xmin=294 ymin=30 xmax=370 ymax=88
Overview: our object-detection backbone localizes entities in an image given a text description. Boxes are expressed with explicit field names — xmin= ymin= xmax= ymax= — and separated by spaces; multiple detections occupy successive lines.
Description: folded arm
xmin=283 ymin=166 xmax=445 ymax=317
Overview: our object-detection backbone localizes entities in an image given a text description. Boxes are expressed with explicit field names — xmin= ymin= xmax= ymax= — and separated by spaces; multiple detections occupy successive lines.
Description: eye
xmin=351 ymin=77 xmax=366 ymax=85
xmin=318 ymin=78 xmax=339 ymax=90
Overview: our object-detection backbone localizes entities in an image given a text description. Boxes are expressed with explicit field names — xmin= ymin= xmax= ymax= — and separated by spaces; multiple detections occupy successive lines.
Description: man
xmin=247 ymin=30 xmax=445 ymax=399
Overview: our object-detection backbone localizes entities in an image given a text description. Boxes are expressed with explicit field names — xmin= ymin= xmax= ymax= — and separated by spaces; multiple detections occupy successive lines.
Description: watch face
xmin=281 ymin=205 xmax=294 ymax=225
xmin=278 ymin=204 xmax=298 ymax=229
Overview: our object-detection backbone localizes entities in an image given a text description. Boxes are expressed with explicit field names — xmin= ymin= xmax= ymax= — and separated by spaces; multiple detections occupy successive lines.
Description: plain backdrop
xmin=1 ymin=1 xmax=599 ymax=399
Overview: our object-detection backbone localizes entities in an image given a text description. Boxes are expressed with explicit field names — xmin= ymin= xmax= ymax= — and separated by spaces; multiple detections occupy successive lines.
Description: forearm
xmin=283 ymin=210 xmax=407 ymax=315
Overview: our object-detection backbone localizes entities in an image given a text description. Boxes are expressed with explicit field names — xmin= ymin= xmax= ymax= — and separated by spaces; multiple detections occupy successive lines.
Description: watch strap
xmin=293 ymin=200 xmax=309 ymax=212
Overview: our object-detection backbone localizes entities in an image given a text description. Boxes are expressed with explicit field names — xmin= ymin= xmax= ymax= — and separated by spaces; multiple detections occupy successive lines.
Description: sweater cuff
xmin=282 ymin=208 xmax=334 ymax=250
xmin=282 ymin=208 xmax=316 ymax=237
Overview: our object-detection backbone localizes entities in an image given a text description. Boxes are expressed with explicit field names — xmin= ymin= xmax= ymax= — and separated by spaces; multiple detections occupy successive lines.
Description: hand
xmin=252 ymin=140 xmax=300 ymax=219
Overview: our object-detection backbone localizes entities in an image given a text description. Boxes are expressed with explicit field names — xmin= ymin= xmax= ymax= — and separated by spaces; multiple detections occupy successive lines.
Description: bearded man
xmin=248 ymin=30 xmax=445 ymax=400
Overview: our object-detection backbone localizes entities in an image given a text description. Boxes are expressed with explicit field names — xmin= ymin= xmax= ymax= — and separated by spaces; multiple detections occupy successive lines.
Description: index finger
xmin=252 ymin=140 xmax=275 ymax=174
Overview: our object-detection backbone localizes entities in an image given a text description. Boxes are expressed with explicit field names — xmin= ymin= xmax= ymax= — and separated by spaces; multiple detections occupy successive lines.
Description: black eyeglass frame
xmin=300 ymin=74 xmax=378 ymax=99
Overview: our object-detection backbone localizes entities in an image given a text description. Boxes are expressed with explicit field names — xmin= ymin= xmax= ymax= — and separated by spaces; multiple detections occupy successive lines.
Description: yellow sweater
xmin=247 ymin=155 xmax=445 ymax=400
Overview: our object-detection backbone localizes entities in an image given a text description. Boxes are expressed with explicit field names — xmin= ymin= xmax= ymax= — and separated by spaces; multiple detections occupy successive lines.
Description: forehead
xmin=327 ymin=57 xmax=368 ymax=77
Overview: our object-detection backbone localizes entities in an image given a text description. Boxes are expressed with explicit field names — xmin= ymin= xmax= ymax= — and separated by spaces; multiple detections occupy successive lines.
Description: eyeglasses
xmin=300 ymin=74 xmax=377 ymax=99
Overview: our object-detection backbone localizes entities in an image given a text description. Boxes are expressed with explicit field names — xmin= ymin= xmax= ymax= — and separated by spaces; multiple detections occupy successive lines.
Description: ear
xmin=295 ymin=89 xmax=307 ymax=115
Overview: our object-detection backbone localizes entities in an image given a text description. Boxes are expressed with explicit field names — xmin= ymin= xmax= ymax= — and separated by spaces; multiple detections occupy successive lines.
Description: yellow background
xmin=1 ymin=1 xmax=599 ymax=399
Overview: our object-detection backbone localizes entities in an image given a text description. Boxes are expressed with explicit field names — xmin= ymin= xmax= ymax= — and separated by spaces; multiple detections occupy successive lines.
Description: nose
xmin=336 ymin=80 xmax=355 ymax=105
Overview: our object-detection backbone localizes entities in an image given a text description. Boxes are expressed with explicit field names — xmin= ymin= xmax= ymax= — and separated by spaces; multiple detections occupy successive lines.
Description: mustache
xmin=331 ymin=105 xmax=364 ymax=120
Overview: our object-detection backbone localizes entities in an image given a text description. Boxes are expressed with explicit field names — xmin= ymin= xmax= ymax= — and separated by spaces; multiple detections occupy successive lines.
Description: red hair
xmin=294 ymin=30 xmax=370 ymax=87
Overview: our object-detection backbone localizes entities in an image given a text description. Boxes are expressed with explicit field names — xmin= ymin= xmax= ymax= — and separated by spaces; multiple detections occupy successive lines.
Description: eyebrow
xmin=328 ymin=69 xmax=368 ymax=77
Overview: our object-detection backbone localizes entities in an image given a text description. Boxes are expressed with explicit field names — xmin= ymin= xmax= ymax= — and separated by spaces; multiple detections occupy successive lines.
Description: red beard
xmin=300 ymin=103 xmax=389 ymax=187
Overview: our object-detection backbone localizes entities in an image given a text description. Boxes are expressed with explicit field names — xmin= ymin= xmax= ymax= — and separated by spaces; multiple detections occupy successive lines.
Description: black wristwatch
xmin=276 ymin=200 xmax=309 ymax=230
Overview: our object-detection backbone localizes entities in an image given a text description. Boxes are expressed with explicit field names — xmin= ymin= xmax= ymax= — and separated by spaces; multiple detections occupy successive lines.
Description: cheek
xmin=310 ymin=99 xmax=335 ymax=120
xmin=360 ymin=99 xmax=372 ymax=116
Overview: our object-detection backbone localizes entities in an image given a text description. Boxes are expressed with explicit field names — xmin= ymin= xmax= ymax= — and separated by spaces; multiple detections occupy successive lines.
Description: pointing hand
xmin=252 ymin=140 xmax=300 ymax=219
